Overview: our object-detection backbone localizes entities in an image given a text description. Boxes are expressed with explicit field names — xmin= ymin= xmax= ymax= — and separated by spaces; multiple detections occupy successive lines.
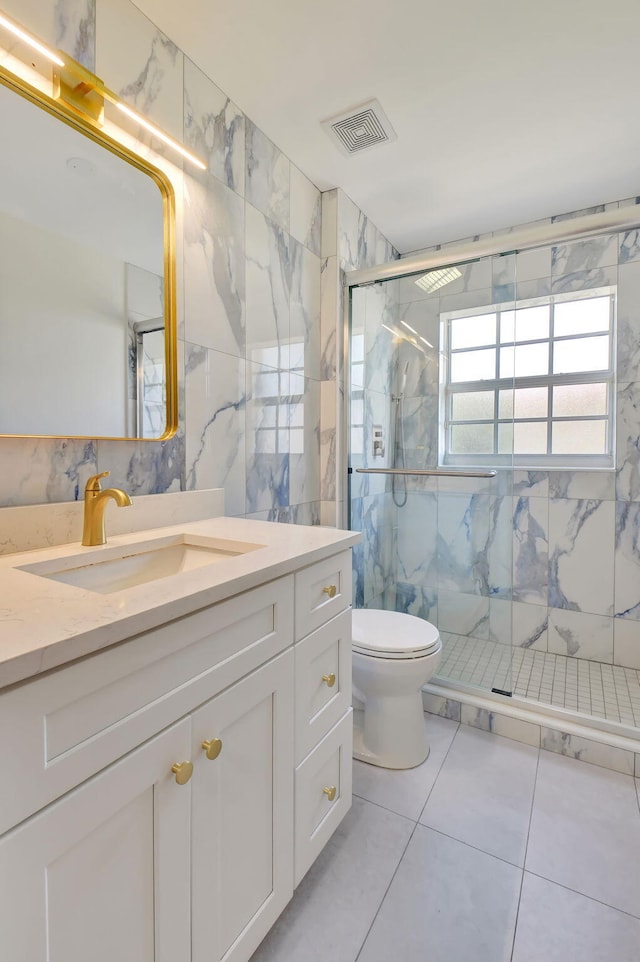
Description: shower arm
xmin=355 ymin=467 xmax=497 ymax=478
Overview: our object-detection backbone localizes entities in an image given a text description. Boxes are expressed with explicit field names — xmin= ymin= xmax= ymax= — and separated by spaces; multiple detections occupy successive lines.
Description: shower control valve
xmin=372 ymin=425 xmax=385 ymax=458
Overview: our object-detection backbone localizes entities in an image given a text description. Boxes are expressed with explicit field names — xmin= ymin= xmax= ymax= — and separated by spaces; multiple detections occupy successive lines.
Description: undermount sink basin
xmin=18 ymin=533 xmax=266 ymax=594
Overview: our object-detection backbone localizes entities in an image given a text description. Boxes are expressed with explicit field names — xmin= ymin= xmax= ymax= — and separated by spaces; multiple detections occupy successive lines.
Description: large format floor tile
xmin=250 ymin=797 xmax=413 ymax=962
xmin=352 ymin=715 xmax=459 ymax=820
xmin=512 ymin=873 xmax=640 ymax=962
xmin=357 ymin=826 xmax=522 ymax=962
xmin=420 ymin=726 xmax=539 ymax=866
xmin=526 ymin=751 xmax=640 ymax=916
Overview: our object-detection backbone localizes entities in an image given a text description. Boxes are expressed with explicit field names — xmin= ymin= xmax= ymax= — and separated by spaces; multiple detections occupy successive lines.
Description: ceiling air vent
xmin=322 ymin=99 xmax=397 ymax=156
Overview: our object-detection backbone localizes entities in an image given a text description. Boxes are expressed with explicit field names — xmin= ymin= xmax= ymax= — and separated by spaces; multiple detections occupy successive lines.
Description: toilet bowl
xmin=351 ymin=609 xmax=442 ymax=770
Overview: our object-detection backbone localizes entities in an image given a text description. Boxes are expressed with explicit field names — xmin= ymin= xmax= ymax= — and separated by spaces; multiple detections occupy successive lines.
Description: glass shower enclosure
xmin=347 ymin=214 xmax=639 ymax=732
xmin=348 ymin=251 xmax=517 ymax=700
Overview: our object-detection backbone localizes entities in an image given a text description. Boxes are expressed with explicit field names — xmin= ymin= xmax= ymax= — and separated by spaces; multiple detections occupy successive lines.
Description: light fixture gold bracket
xmin=53 ymin=56 xmax=105 ymax=126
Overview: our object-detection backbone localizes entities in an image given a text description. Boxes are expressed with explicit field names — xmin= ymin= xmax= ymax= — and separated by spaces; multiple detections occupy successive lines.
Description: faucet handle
xmin=85 ymin=471 xmax=110 ymax=493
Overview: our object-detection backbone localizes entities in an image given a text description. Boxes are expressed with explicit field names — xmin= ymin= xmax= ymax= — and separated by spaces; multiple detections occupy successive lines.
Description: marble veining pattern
xmin=245 ymin=121 xmax=290 ymax=232
xmin=55 ymin=0 xmax=95 ymax=68
xmin=184 ymin=58 xmax=245 ymax=196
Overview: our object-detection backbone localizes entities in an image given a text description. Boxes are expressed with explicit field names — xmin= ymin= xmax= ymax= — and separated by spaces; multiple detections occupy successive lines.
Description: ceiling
xmin=135 ymin=0 xmax=640 ymax=254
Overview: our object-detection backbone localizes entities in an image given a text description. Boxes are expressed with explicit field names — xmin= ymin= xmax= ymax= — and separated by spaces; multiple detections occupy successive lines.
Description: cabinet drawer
xmin=294 ymin=609 xmax=352 ymax=765
xmin=294 ymin=709 xmax=352 ymax=886
xmin=294 ymin=550 xmax=352 ymax=640
xmin=0 ymin=576 xmax=294 ymax=836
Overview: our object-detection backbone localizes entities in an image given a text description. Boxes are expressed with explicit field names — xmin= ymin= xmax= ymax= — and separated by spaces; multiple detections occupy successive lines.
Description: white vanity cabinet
xmin=0 ymin=545 xmax=353 ymax=962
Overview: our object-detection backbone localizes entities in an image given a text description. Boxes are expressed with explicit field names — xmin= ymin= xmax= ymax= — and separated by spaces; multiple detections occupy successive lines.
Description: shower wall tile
xmin=184 ymin=343 xmax=245 ymax=516
xmin=438 ymin=589 xmax=489 ymax=638
xmin=548 ymin=608 xmax=614 ymax=663
xmin=613 ymin=619 xmax=640 ymax=670
xmin=549 ymin=471 xmax=615 ymax=501
xmin=549 ymin=499 xmax=615 ymax=616
xmin=619 ymin=228 xmax=640 ymax=265
xmin=489 ymin=599 xmax=548 ymax=650
xmin=550 ymin=264 xmax=617 ymax=296
xmin=183 ymin=59 xmax=245 ymax=196
xmin=245 ymin=121 xmax=289 ymax=232
xmin=183 ymin=174 xmax=245 ymax=357
xmin=396 ymin=493 xmax=438 ymax=586
xmin=513 ymin=601 xmax=549 ymax=651
xmin=401 ymin=394 xmax=439 ymax=469
xmin=616 ymin=262 xmax=640 ymax=383
xmin=513 ymin=471 xmax=549 ymax=498
xmin=290 ymin=166 xmax=321 ymax=257
xmin=487 ymin=495 xmax=514 ymax=600
xmin=512 ymin=246 xmax=551 ymax=283
xmin=551 ymin=234 xmax=619 ymax=275
xmin=513 ymin=496 xmax=549 ymax=606
xmin=614 ymin=501 xmax=640 ymax=620
xmin=96 ymin=0 xmax=183 ymax=142
xmin=421 ymin=693 xmax=461 ymax=722
xmin=437 ymin=494 xmax=491 ymax=596
xmin=395 ymin=583 xmax=438 ymax=622
xmin=616 ymin=381 xmax=640 ymax=501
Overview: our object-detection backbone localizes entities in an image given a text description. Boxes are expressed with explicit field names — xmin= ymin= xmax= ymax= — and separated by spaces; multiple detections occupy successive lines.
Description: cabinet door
xmin=0 ymin=719 xmax=192 ymax=962
xmin=191 ymin=649 xmax=294 ymax=962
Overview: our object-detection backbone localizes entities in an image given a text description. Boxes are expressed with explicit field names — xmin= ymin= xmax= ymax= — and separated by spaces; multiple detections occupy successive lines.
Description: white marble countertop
xmin=0 ymin=517 xmax=360 ymax=691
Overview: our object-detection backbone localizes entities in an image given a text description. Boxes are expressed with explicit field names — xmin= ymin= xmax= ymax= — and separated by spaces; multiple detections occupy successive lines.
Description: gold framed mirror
xmin=0 ymin=61 xmax=178 ymax=441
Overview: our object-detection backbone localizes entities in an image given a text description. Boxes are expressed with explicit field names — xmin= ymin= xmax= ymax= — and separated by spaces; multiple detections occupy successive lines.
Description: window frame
xmin=439 ymin=287 xmax=616 ymax=470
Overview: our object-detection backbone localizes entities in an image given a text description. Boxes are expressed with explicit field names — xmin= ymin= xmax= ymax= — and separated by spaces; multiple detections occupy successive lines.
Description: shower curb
xmin=423 ymin=681 xmax=640 ymax=779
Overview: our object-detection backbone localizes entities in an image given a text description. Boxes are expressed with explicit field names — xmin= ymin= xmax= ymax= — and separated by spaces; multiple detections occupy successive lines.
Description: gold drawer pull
xmin=322 ymin=673 xmax=336 ymax=688
xmin=171 ymin=761 xmax=193 ymax=785
xmin=202 ymin=737 xmax=223 ymax=761
xmin=322 ymin=585 xmax=337 ymax=599
xmin=323 ymin=785 xmax=337 ymax=802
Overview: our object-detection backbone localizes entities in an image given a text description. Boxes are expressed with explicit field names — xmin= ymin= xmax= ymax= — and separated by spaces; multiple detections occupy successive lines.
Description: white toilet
xmin=351 ymin=609 xmax=442 ymax=770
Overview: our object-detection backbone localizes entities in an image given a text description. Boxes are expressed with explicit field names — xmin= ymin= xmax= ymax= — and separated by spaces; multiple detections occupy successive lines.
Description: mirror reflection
xmin=0 ymin=77 xmax=173 ymax=439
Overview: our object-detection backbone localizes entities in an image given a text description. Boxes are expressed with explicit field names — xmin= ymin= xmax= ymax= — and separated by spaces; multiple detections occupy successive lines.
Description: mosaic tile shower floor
xmin=438 ymin=634 xmax=640 ymax=728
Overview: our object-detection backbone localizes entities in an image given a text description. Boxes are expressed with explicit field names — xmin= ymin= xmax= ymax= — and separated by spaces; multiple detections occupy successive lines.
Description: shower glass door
xmin=348 ymin=251 xmax=517 ymax=701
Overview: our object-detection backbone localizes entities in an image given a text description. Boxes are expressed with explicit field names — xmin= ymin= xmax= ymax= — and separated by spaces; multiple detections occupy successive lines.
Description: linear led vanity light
xmin=0 ymin=12 xmax=64 ymax=66
xmin=420 ymin=335 xmax=434 ymax=349
xmin=115 ymin=102 xmax=206 ymax=170
xmin=414 ymin=265 xmax=462 ymax=293
xmin=401 ymin=321 xmax=417 ymax=335
xmin=0 ymin=8 xmax=207 ymax=171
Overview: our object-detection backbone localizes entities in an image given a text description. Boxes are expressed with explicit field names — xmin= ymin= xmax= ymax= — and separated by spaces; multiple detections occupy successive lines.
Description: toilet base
xmin=352 ymin=707 xmax=431 ymax=770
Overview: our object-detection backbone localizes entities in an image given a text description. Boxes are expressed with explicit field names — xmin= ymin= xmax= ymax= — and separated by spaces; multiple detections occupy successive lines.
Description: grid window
xmin=441 ymin=289 xmax=615 ymax=468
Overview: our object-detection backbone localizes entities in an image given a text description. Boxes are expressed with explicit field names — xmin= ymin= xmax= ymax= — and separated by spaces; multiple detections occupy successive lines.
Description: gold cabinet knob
xmin=323 ymin=785 xmax=337 ymax=802
xmin=202 ymin=737 xmax=223 ymax=761
xmin=322 ymin=585 xmax=337 ymax=599
xmin=171 ymin=760 xmax=193 ymax=785
xmin=322 ymin=673 xmax=336 ymax=688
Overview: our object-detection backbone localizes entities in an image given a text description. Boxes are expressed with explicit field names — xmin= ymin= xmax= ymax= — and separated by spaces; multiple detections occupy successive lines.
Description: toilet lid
xmin=352 ymin=608 xmax=441 ymax=658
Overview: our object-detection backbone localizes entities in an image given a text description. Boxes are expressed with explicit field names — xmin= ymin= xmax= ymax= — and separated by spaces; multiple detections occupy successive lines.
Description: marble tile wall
xmin=386 ymin=200 xmax=640 ymax=676
xmin=0 ymin=0 xmax=324 ymax=528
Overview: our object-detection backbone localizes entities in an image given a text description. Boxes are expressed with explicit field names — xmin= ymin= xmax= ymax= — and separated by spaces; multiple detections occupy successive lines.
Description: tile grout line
xmin=352 ymin=720 xmax=461 ymax=962
xmin=523 ymin=867 xmax=640 ymax=923
xmin=509 ymin=743 xmax=541 ymax=962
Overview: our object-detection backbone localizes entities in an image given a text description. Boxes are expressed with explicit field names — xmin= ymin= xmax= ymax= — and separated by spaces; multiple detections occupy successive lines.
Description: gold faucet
xmin=82 ymin=471 xmax=132 ymax=546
